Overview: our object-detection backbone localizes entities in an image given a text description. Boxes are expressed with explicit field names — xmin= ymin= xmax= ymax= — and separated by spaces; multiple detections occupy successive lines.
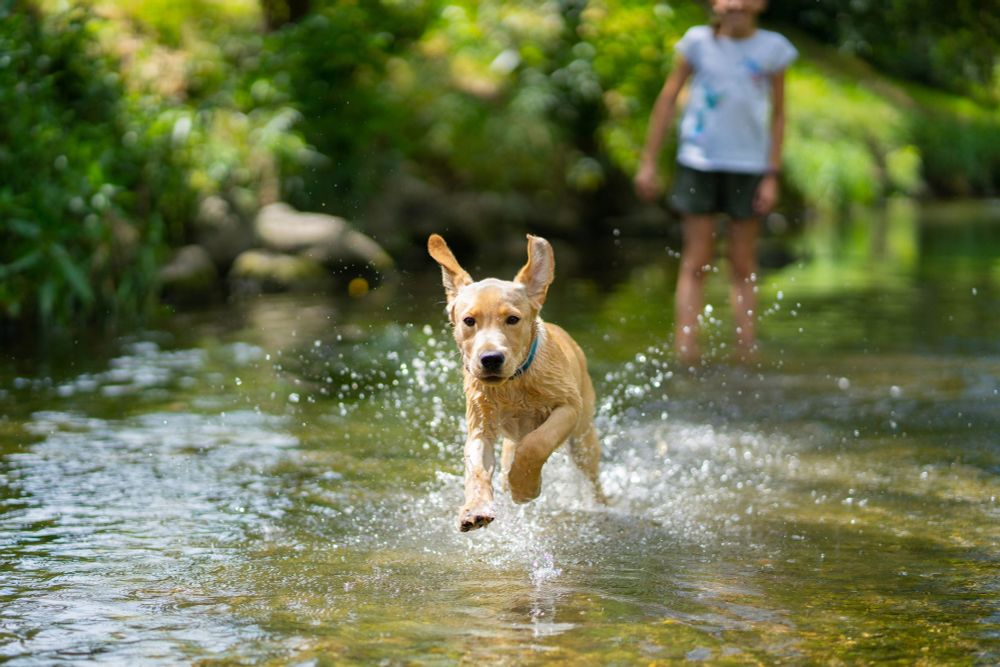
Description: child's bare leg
xmin=675 ymin=215 xmax=716 ymax=365
xmin=727 ymin=217 xmax=761 ymax=361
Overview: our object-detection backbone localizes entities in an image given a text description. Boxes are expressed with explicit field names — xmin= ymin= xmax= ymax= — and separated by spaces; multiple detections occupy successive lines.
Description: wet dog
xmin=428 ymin=234 xmax=603 ymax=531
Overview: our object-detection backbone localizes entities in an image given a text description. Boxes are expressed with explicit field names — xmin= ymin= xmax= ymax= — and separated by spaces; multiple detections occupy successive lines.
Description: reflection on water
xmin=1 ymin=202 xmax=999 ymax=664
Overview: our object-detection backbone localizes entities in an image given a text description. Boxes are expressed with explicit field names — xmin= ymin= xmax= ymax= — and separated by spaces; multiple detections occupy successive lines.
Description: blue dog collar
xmin=511 ymin=329 xmax=540 ymax=379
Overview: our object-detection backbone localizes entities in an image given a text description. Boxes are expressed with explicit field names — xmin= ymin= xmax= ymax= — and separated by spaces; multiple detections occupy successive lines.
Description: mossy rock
xmin=158 ymin=245 xmax=220 ymax=304
xmin=228 ymin=250 xmax=331 ymax=294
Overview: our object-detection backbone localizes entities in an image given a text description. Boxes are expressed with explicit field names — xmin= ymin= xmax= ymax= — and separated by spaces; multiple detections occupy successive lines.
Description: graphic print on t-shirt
xmin=674 ymin=26 xmax=798 ymax=173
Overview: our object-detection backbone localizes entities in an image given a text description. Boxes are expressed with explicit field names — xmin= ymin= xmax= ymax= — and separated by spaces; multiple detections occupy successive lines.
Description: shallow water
xmin=2 ymin=202 xmax=999 ymax=664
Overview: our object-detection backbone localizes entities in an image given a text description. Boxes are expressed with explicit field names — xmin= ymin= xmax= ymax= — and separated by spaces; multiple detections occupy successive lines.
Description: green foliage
xmin=0 ymin=4 xmax=166 ymax=329
xmin=783 ymin=61 xmax=917 ymax=211
xmin=263 ymin=0 xmax=699 ymax=199
xmin=398 ymin=1 xmax=578 ymax=192
xmin=246 ymin=0 xmax=435 ymax=212
xmin=4 ymin=0 xmax=999 ymax=336
xmin=904 ymin=90 xmax=1000 ymax=196
xmin=106 ymin=0 xmax=260 ymax=46
xmin=364 ymin=0 xmax=993 ymax=212
xmin=0 ymin=1 xmax=319 ymax=332
xmin=767 ymin=0 xmax=1000 ymax=105
xmin=585 ymin=0 xmax=705 ymax=178
xmin=783 ymin=38 xmax=998 ymax=203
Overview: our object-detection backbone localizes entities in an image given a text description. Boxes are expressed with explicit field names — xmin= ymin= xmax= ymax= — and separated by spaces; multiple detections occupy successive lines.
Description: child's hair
xmin=704 ymin=1 xmax=721 ymax=36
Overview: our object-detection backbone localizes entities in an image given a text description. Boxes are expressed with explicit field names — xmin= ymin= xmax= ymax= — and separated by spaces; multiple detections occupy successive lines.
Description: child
xmin=634 ymin=0 xmax=797 ymax=365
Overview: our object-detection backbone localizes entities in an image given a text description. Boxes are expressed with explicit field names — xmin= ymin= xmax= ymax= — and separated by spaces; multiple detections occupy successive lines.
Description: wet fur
xmin=428 ymin=233 xmax=603 ymax=532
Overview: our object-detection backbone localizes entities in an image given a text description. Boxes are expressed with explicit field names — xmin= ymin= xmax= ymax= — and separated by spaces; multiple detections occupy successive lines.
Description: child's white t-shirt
xmin=675 ymin=25 xmax=797 ymax=174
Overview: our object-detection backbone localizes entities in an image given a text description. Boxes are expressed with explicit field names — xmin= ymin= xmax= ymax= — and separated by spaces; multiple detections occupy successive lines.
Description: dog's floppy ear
xmin=428 ymin=234 xmax=473 ymax=304
xmin=514 ymin=234 xmax=554 ymax=310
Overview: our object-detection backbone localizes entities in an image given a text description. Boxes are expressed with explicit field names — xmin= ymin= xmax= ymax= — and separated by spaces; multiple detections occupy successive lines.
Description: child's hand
xmin=634 ymin=163 xmax=661 ymax=202
xmin=753 ymin=173 xmax=779 ymax=215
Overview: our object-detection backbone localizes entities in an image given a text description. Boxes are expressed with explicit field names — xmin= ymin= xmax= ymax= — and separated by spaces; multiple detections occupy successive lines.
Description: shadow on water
xmin=1 ymin=201 xmax=999 ymax=664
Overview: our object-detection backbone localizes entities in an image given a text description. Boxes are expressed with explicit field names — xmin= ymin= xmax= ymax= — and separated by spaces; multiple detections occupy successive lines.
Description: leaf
xmin=38 ymin=279 xmax=56 ymax=324
xmin=0 ymin=249 xmax=42 ymax=275
xmin=48 ymin=243 xmax=94 ymax=305
xmin=6 ymin=219 xmax=42 ymax=239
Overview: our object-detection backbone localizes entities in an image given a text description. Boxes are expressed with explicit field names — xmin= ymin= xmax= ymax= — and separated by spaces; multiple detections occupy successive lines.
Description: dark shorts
xmin=669 ymin=164 xmax=763 ymax=220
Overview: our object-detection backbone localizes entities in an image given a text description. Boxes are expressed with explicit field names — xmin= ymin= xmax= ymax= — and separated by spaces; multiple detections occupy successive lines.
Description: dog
xmin=428 ymin=233 xmax=603 ymax=532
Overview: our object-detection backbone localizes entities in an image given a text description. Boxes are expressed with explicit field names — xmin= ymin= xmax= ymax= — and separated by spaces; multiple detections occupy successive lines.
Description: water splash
xmin=6 ymin=312 xmax=998 ymax=664
xmin=529 ymin=552 xmax=562 ymax=587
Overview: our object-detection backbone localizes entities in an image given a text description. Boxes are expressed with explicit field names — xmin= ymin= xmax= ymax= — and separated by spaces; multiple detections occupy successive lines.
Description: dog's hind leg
xmin=570 ymin=424 xmax=606 ymax=504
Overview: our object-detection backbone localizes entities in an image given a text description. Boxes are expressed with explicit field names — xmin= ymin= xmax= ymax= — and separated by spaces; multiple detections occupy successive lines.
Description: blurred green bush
xmin=766 ymin=0 xmax=999 ymax=106
xmin=2 ymin=0 xmax=998 ymax=335
xmin=0 ymin=5 xmax=167 ymax=329
xmin=0 ymin=1 xmax=313 ymax=332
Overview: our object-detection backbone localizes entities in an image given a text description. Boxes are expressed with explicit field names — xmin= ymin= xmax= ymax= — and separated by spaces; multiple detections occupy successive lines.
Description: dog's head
xmin=428 ymin=234 xmax=554 ymax=384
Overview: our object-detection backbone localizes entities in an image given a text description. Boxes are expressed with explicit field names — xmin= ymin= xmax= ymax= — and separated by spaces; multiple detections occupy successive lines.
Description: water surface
xmin=2 ymin=202 xmax=999 ymax=664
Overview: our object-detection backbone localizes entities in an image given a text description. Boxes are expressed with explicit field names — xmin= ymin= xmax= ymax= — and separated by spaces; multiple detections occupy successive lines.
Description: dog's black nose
xmin=480 ymin=352 xmax=505 ymax=372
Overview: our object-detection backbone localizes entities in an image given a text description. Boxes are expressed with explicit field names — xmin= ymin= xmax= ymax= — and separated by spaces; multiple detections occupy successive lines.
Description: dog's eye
xmin=462 ymin=317 xmax=476 ymax=327
xmin=506 ymin=315 xmax=521 ymax=325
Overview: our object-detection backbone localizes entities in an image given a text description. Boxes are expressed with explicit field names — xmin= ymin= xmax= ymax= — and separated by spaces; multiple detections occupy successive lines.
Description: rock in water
xmin=254 ymin=203 xmax=393 ymax=273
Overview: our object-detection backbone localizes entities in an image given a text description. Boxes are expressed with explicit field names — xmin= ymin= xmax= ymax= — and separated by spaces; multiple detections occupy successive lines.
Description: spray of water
xmin=6 ymin=324 xmax=805 ymax=629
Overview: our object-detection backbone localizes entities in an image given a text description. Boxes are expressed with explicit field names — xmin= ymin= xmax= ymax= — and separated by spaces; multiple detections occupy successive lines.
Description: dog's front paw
xmin=457 ymin=502 xmax=495 ymax=532
xmin=507 ymin=450 xmax=543 ymax=504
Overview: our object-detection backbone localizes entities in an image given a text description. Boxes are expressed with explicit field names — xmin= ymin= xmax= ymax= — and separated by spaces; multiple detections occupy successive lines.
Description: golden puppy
xmin=428 ymin=233 xmax=603 ymax=532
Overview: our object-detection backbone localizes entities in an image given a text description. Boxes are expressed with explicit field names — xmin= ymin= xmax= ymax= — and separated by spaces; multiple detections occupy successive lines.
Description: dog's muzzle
xmin=479 ymin=352 xmax=505 ymax=374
